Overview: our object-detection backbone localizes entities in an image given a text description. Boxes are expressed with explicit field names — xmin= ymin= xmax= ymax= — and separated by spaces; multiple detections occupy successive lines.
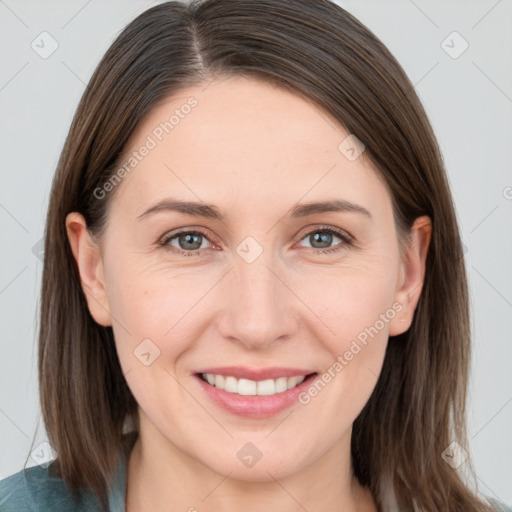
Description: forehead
xmin=111 ymin=76 xmax=389 ymax=217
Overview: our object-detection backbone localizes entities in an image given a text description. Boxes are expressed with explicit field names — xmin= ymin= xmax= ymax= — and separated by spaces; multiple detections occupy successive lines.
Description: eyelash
xmin=158 ymin=225 xmax=354 ymax=257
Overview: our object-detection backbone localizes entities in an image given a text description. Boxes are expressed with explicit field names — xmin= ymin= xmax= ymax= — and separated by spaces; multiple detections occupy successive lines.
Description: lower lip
xmin=194 ymin=373 xmax=317 ymax=418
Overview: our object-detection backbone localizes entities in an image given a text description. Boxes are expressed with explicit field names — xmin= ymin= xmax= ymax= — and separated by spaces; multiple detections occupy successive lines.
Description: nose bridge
xmin=218 ymin=242 xmax=297 ymax=348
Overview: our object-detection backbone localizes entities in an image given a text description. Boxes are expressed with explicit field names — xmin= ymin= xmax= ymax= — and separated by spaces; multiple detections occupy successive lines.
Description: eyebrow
xmin=137 ymin=197 xmax=372 ymax=221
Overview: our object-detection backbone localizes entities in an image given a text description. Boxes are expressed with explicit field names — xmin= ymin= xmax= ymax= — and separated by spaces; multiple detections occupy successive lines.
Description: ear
xmin=389 ymin=215 xmax=432 ymax=336
xmin=65 ymin=212 xmax=112 ymax=327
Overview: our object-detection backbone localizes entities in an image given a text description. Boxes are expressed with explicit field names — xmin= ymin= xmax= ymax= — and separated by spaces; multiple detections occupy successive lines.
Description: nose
xmin=216 ymin=250 xmax=299 ymax=351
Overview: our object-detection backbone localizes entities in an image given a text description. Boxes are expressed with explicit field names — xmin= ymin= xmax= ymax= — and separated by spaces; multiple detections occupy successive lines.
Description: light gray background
xmin=1 ymin=0 xmax=511 ymax=506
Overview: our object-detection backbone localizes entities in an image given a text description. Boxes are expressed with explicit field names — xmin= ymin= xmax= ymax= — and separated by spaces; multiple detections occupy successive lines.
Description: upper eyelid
xmin=298 ymin=225 xmax=352 ymax=240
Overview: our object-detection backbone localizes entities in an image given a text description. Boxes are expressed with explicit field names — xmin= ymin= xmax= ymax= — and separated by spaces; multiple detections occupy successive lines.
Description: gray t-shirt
xmin=0 ymin=455 xmax=126 ymax=512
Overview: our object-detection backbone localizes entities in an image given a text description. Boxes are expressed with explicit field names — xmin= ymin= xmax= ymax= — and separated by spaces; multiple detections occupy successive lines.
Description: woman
xmin=0 ymin=0 xmax=509 ymax=511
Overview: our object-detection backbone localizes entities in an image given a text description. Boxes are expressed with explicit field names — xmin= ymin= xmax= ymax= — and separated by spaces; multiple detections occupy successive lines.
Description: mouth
xmin=193 ymin=367 xmax=318 ymax=418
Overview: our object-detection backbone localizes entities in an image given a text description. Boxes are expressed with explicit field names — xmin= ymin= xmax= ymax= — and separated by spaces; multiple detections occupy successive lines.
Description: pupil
xmin=311 ymin=232 xmax=332 ymax=249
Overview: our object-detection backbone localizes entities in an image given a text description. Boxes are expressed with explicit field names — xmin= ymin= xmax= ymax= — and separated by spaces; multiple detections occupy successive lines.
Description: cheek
xmin=293 ymin=262 xmax=398 ymax=413
xmin=104 ymin=259 xmax=219 ymax=371
xmin=105 ymin=269 xmax=198 ymax=422
xmin=298 ymin=258 xmax=399 ymax=348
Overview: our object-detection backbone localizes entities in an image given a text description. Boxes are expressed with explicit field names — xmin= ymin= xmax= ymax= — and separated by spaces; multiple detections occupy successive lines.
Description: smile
xmin=200 ymin=373 xmax=307 ymax=396
xmin=194 ymin=367 xmax=318 ymax=418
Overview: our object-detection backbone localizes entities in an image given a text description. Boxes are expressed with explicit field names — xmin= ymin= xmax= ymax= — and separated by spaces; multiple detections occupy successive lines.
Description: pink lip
xmin=193 ymin=369 xmax=318 ymax=419
xmin=194 ymin=366 xmax=314 ymax=381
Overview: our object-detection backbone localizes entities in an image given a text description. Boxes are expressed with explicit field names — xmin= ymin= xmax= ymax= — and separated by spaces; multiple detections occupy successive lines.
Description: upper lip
xmin=195 ymin=366 xmax=316 ymax=381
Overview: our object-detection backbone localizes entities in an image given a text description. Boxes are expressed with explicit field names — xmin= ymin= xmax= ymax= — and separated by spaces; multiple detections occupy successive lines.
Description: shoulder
xmin=0 ymin=463 xmax=102 ymax=512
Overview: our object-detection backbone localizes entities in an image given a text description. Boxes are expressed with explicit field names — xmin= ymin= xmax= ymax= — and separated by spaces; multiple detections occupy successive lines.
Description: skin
xmin=66 ymin=76 xmax=431 ymax=512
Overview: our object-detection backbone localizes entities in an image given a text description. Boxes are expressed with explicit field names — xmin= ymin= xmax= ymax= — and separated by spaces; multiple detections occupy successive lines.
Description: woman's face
xmin=68 ymin=76 xmax=429 ymax=481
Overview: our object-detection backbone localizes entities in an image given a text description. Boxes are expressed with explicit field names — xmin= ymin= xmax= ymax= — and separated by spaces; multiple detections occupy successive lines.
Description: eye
xmin=297 ymin=226 xmax=353 ymax=254
xmin=159 ymin=228 xmax=215 ymax=256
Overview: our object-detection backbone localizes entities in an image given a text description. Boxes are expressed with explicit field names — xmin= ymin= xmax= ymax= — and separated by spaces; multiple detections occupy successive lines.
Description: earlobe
xmin=389 ymin=215 xmax=432 ymax=336
xmin=65 ymin=212 xmax=112 ymax=327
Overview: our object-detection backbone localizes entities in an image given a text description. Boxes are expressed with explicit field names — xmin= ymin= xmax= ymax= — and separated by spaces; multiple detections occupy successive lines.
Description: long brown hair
xmin=34 ymin=1 xmax=493 ymax=510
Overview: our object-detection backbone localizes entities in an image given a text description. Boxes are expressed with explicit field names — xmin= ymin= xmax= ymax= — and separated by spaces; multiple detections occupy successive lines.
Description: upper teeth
xmin=202 ymin=373 xmax=306 ymax=396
